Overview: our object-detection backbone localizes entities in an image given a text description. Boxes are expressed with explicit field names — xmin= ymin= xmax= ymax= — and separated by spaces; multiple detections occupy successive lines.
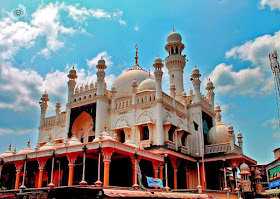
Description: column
xmin=159 ymin=165 xmax=164 ymax=181
xmin=102 ymin=149 xmax=113 ymax=186
xmin=67 ymin=154 xmax=78 ymax=186
xmin=14 ymin=162 xmax=24 ymax=190
xmin=185 ymin=164 xmax=190 ymax=189
xmin=37 ymin=159 xmax=47 ymax=188
xmin=170 ymin=157 xmax=180 ymax=190
xmin=152 ymin=162 xmax=160 ymax=189
xmin=200 ymin=163 xmax=207 ymax=189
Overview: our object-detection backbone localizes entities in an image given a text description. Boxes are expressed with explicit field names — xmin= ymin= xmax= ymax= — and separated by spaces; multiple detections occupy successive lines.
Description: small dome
xmin=182 ymin=91 xmax=186 ymax=96
xmin=124 ymin=137 xmax=139 ymax=148
xmin=100 ymin=126 xmax=113 ymax=141
xmin=39 ymin=140 xmax=53 ymax=151
xmin=192 ymin=66 xmax=200 ymax=75
xmin=237 ymin=130 xmax=243 ymax=138
xmin=41 ymin=91 xmax=49 ymax=100
xmin=17 ymin=141 xmax=34 ymax=155
xmin=131 ymin=79 xmax=138 ymax=86
xmin=208 ymin=124 xmax=230 ymax=144
xmin=138 ymin=75 xmax=156 ymax=92
xmin=240 ymin=163 xmax=250 ymax=175
xmin=228 ymin=124 xmax=233 ymax=131
xmin=206 ymin=79 xmax=214 ymax=90
xmin=69 ymin=67 xmax=77 ymax=75
xmin=215 ymin=104 xmax=221 ymax=111
xmin=0 ymin=144 xmax=13 ymax=158
xmin=67 ymin=134 xmax=82 ymax=146
xmin=98 ymin=57 xmax=105 ymax=66
xmin=154 ymin=56 xmax=163 ymax=64
xmin=167 ymin=30 xmax=182 ymax=43
xmin=189 ymin=87 xmax=194 ymax=95
xmin=254 ymin=169 xmax=261 ymax=176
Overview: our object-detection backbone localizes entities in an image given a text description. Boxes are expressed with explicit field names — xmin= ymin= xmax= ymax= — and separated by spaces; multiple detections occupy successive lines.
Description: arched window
xmin=120 ymin=130 xmax=125 ymax=143
xmin=140 ymin=126 xmax=149 ymax=141
xmin=171 ymin=47 xmax=174 ymax=55
xmin=181 ymin=132 xmax=188 ymax=146
xmin=175 ymin=46 xmax=178 ymax=54
xmin=168 ymin=125 xmax=176 ymax=142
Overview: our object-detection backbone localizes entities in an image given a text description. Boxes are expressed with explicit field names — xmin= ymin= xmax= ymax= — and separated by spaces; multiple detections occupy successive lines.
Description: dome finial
xmin=73 ymin=59 xmax=76 ymax=69
xmin=173 ymin=25 xmax=175 ymax=32
xmin=135 ymin=45 xmax=138 ymax=64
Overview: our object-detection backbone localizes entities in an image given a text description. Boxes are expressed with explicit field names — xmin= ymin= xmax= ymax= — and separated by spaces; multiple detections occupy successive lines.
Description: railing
xmin=204 ymin=143 xmax=231 ymax=154
xmin=43 ymin=116 xmax=56 ymax=126
xmin=175 ymin=101 xmax=185 ymax=113
xmin=165 ymin=54 xmax=186 ymax=64
xmin=115 ymin=97 xmax=132 ymax=110
xmin=162 ymin=92 xmax=173 ymax=107
xmin=136 ymin=92 xmax=156 ymax=105
xmin=165 ymin=140 xmax=176 ymax=150
xmin=137 ymin=140 xmax=152 ymax=149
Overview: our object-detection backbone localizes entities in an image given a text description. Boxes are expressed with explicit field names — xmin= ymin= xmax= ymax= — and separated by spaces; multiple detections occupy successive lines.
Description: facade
xmin=0 ymin=29 xmax=259 ymax=197
xmin=265 ymin=148 xmax=280 ymax=197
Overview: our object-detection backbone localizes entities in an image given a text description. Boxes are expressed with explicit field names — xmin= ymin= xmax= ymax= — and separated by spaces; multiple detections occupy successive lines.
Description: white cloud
xmin=0 ymin=60 xmax=115 ymax=112
xmin=134 ymin=26 xmax=139 ymax=31
xmin=207 ymin=63 xmax=274 ymax=96
xmin=263 ymin=117 xmax=279 ymax=129
xmin=0 ymin=128 xmax=34 ymax=136
xmin=226 ymin=30 xmax=280 ymax=71
xmin=86 ymin=51 xmax=113 ymax=68
xmin=272 ymin=132 xmax=280 ymax=138
xmin=259 ymin=0 xmax=280 ymax=11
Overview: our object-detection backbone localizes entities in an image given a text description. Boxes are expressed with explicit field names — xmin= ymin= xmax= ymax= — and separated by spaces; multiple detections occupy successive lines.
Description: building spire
xmin=173 ymin=25 xmax=175 ymax=32
xmin=135 ymin=45 xmax=138 ymax=64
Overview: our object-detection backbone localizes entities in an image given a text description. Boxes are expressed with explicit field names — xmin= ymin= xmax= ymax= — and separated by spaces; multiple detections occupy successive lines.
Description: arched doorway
xmin=71 ymin=111 xmax=94 ymax=143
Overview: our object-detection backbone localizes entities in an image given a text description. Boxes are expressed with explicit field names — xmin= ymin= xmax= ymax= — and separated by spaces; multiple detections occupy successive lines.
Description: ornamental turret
xmin=40 ymin=91 xmax=49 ymax=126
xmin=237 ymin=130 xmax=243 ymax=153
xmin=228 ymin=124 xmax=235 ymax=151
xmin=240 ymin=163 xmax=251 ymax=192
xmin=206 ymin=78 xmax=215 ymax=112
xmin=55 ymin=101 xmax=61 ymax=123
xmin=96 ymin=57 xmax=107 ymax=96
xmin=67 ymin=62 xmax=77 ymax=103
xmin=131 ymin=79 xmax=138 ymax=105
xmin=165 ymin=27 xmax=186 ymax=100
xmin=254 ymin=168 xmax=263 ymax=194
xmin=153 ymin=55 xmax=164 ymax=100
xmin=191 ymin=66 xmax=201 ymax=103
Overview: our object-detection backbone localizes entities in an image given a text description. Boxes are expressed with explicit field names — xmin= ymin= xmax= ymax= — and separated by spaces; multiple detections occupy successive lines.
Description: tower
xmin=228 ymin=124 xmax=235 ymax=151
xmin=40 ymin=91 xmax=49 ymax=126
xmin=153 ymin=55 xmax=164 ymax=145
xmin=191 ymin=66 xmax=201 ymax=103
xmin=237 ymin=130 xmax=243 ymax=153
xmin=206 ymin=79 xmax=215 ymax=112
xmin=165 ymin=27 xmax=186 ymax=100
xmin=67 ymin=62 xmax=77 ymax=103
xmin=240 ymin=163 xmax=251 ymax=192
xmin=95 ymin=57 xmax=107 ymax=138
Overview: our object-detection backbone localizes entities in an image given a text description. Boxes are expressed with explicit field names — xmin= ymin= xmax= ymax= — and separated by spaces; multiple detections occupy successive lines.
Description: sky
xmin=0 ymin=0 xmax=280 ymax=164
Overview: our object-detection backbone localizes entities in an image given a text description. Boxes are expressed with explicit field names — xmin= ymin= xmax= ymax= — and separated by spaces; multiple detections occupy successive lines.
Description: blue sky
xmin=0 ymin=0 xmax=280 ymax=164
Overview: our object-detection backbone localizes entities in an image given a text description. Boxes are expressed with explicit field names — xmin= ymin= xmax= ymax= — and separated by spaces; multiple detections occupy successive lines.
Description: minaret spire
xmin=135 ymin=45 xmax=138 ymax=64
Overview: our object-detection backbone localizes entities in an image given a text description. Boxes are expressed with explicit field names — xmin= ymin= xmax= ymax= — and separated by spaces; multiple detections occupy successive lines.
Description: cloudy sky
xmin=0 ymin=0 xmax=280 ymax=164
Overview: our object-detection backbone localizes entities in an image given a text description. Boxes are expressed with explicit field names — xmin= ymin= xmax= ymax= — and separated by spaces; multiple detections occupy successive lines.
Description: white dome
xmin=167 ymin=31 xmax=182 ymax=43
xmin=113 ymin=65 xmax=153 ymax=98
xmin=208 ymin=123 xmax=230 ymax=144
xmin=17 ymin=146 xmax=34 ymax=155
xmin=138 ymin=75 xmax=156 ymax=92
xmin=237 ymin=130 xmax=242 ymax=138
xmin=240 ymin=163 xmax=250 ymax=175
xmin=39 ymin=140 xmax=53 ymax=151
xmin=215 ymin=104 xmax=221 ymax=111
xmin=192 ymin=67 xmax=200 ymax=75
xmin=67 ymin=135 xmax=81 ymax=146
xmin=154 ymin=56 xmax=163 ymax=64
xmin=0 ymin=145 xmax=13 ymax=158
xmin=98 ymin=57 xmax=105 ymax=65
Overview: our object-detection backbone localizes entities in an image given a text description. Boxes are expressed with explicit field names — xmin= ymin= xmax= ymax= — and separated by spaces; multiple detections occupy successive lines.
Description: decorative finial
xmin=104 ymin=122 xmax=107 ymax=130
xmin=135 ymin=45 xmax=138 ymax=64
xmin=73 ymin=59 xmax=76 ymax=69
xmin=173 ymin=25 xmax=175 ymax=32
xmin=49 ymin=135 xmax=52 ymax=141
xmin=9 ymin=142 xmax=12 ymax=150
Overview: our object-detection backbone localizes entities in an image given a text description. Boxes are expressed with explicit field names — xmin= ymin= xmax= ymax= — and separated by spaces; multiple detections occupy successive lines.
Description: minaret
xmin=40 ymin=91 xmax=49 ymax=126
xmin=254 ymin=168 xmax=263 ymax=194
xmin=240 ymin=163 xmax=251 ymax=192
xmin=237 ymin=130 xmax=243 ymax=153
xmin=67 ymin=62 xmax=77 ymax=103
xmin=153 ymin=55 xmax=164 ymax=145
xmin=95 ymin=57 xmax=107 ymax=138
xmin=206 ymin=79 xmax=215 ymax=112
xmin=228 ymin=124 xmax=235 ymax=151
xmin=55 ymin=101 xmax=61 ymax=123
xmin=165 ymin=27 xmax=186 ymax=100
xmin=191 ymin=66 xmax=201 ymax=103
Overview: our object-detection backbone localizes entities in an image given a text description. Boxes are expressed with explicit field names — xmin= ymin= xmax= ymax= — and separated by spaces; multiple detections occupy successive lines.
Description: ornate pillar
xmin=159 ymin=165 xmax=164 ymax=181
xmin=152 ymin=161 xmax=160 ymax=189
xmin=37 ymin=159 xmax=47 ymax=188
xmin=67 ymin=154 xmax=78 ymax=186
xmin=185 ymin=164 xmax=190 ymax=189
xmin=14 ymin=162 xmax=24 ymax=190
xmin=170 ymin=157 xmax=180 ymax=190
xmin=102 ymin=149 xmax=113 ymax=186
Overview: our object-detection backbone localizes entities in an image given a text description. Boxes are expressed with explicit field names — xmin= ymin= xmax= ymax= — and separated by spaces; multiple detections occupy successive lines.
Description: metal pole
xmin=48 ymin=151 xmax=55 ymax=188
xmin=58 ymin=161 xmax=61 ymax=187
xmin=164 ymin=154 xmax=170 ymax=191
xmin=197 ymin=161 xmax=201 ymax=186
xmin=80 ymin=145 xmax=87 ymax=185
xmin=20 ymin=157 xmax=27 ymax=189
xmin=95 ymin=143 xmax=102 ymax=186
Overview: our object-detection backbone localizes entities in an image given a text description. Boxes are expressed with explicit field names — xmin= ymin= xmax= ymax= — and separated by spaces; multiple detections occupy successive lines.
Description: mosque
xmin=0 ymin=29 xmax=264 ymax=198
